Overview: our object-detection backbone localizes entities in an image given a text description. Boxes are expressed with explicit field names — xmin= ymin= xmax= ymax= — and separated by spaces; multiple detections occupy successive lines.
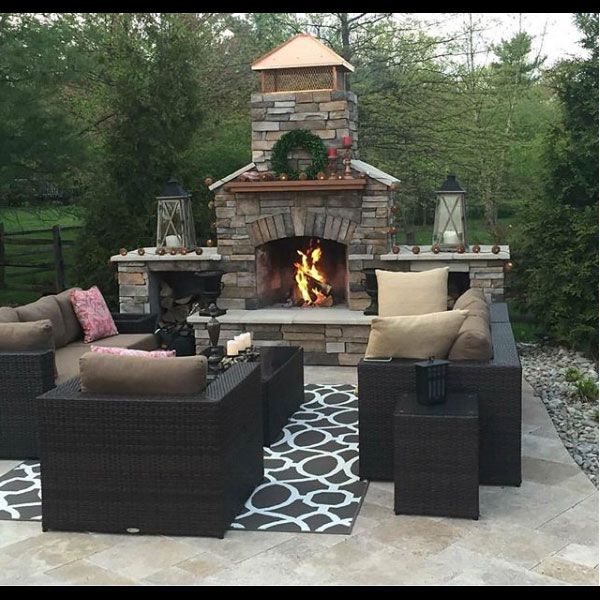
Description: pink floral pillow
xmin=91 ymin=346 xmax=176 ymax=358
xmin=70 ymin=286 xmax=118 ymax=343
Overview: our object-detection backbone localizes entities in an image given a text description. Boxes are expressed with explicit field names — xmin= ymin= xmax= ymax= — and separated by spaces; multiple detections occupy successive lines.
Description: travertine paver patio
xmin=0 ymin=369 xmax=597 ymax=586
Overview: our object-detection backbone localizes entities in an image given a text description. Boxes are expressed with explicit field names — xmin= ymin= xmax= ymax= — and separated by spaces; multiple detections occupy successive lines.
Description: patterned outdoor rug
xmin=0 ymin=384 xmax=367 ymax=534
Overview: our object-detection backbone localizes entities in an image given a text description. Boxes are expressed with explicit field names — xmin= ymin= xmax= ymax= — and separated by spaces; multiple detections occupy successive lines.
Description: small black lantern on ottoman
xmin=415 ymin=357 xmax=449 ymax=405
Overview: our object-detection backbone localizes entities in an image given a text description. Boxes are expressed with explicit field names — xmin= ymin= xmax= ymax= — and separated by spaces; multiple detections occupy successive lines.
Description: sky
xmin=407 ymin=13 xmax=586 ymax=65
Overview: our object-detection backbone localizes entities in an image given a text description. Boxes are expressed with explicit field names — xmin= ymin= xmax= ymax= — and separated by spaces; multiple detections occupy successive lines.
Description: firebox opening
xmin=256 ymin=237 xmax=347 ymax=308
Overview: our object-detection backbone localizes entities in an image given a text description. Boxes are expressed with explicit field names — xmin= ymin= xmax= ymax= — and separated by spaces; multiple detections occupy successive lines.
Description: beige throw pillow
xmin=365 ymin=310 xmax=468 ymax=360
xmin=79 ymin=353 xmax=208 ymax=395
xmin=16 ymin=296 xmax=69 ymax=348
xmin=0 ymin=320 xmax=54 ymax=351
xmin=376 ymin=267 xmax=449 ymax=316
xmin=0 ymin=306 xmax=20 ymax=323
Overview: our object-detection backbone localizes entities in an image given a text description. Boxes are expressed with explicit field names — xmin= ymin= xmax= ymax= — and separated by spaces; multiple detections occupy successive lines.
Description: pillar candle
xmin=443 ymin=230 xmax=460 ymax=245
xmin=227 ymin=340 xmax=239 ymax=356
xmin=165 ymin=235 xmax=180 ymax=248
xmin=242 ymin=332 xmax=252 ymax=349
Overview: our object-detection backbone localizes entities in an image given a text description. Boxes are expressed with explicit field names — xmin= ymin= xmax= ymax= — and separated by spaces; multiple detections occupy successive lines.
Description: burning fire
xmin=293 ymin=240 xmax=332 ymax=307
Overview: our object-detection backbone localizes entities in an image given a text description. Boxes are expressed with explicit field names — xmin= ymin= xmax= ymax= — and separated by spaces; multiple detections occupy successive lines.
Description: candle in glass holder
xmin=227 ymin=340 xmax=239 ymax=356
xmin=342 ymin=136 xmax=353 ymax=148
xmin=327 ymin=147 xmax=338 ymax=158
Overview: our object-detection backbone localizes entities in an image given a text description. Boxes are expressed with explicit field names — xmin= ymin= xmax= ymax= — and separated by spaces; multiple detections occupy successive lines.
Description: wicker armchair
xmin=0 ymin=349 xmax=55 ymax=459
xmin=36 ymin=362 xmax=264 ymax=538
xmin=358 ymin=303 xmax=522 ymax=487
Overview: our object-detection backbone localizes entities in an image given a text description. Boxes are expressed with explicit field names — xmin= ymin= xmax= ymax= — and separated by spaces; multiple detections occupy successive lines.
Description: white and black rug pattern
xmin=0 ymin=461 xmax=41 ymax=521
xmin=0 ymin=384 xmax=367 ymax=534
xmin=232 ymin=383 xmax=368 ymax=534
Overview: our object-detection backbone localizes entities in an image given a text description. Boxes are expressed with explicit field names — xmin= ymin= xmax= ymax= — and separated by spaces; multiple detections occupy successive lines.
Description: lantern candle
xmin=226 ymin=340 xmax=239 ymax=356
xmin=165 ymin=235 xmax=180 ymax=248
xmin=443 ymin=230 xmax=460 ymax=245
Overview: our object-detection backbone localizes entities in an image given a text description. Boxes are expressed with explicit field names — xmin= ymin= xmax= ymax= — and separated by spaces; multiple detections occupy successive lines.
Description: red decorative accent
xmin=70 ymin=286 xmax=118 ymax=344
xmin=327 ymin=147 xmax=338 ymax=158
xmin=342 ymin=136 xmax=353 ymax=148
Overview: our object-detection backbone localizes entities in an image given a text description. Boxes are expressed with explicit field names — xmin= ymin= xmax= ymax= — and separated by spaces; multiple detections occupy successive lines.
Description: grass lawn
xmin=0 ymin=204 xmax=82 ymax=306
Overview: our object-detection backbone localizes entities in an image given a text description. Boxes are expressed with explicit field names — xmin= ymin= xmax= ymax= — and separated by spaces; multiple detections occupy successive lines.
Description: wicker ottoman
xmin=394 ymin=392 xmax=479 ymax=520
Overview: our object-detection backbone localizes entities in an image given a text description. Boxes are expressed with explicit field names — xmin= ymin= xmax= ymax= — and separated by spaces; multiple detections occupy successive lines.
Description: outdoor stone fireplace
xmin=111 ymin=33 xmax=511 ymax=366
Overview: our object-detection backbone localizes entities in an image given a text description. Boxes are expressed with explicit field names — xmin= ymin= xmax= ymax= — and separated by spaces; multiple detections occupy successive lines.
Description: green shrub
xmin=574 ymin=377 xmax=599 ymax=403
xmin=564 ymin=367 xmax=582 ymax=383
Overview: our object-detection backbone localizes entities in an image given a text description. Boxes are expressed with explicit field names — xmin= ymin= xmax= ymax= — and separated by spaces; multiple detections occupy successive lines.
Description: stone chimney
xmin=250 ymin=33 xmax=358 ymax=172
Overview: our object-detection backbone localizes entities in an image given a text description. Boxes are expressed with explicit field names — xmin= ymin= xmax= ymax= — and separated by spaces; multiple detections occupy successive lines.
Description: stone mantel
xmin=380 ymin=244 xmax=510 ymax=261
xmin=110 ymin=247 xmax=221 ymax=264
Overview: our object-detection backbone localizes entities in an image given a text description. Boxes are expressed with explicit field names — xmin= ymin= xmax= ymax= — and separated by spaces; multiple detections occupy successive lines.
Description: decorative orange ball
xmin=180 ymin=247 xmax=188 ymax=255
xmin=279 ymin=173 xmax=289 ymax=181
xmin=195 ymin=247 xmax=204 ymax=255
xmin=298 ymin=172 xmax=308 ymax=181
xmin=169 ymin=248 xmax=177 ymax=256
xmin=392 ymin=245 xmax=400 ymax=254
xmin=472 ymin=244 xmax=481 ymax=253
xmin=316 ymin=172 xmax=326 ymax=180
xmin=390 ymin=205 xmax=399 ymax=214
xmin=432 ymin=245 xmax=440 ymax=254
xmin=456 ymin=245 xmax=465 ymax=254
xmin=412 ymin=246 xmax=420 ymax=255
xmin=491 ymin=245 xmax=501 ymax=254
xmin=204 ymin=177 xmax=214 ymax=187
xmin=389 ymin=226 xmax=397 ymax=235
xmin=156 ymin=247 xmax=166 ymax=256
xmin=504 ymin=261 xmax=515 ymax=272
xmin=137 ymin=247 xmax=145 ymax=256
xmin=206 ymin=239 xmax=214 ymax=247
xmin=119 ymin=248 xmax=128 ymax=256
xmin=261 ymin=172 xmax=274 ymax=181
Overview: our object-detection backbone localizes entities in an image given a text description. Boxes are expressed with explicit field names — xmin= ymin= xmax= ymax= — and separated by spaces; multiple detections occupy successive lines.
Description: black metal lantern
xmin=415 ymin=357 xmax=449 ymax=405
xmin=361 ymin=267 xmax=379 ymax=315
xmin=156 ymin=176 xmax=197 ymax=250
xmin=433 ymin=174 xmax=467 ymax=251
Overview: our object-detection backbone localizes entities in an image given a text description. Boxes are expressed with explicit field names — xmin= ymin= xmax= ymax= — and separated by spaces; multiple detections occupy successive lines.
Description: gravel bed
xmin=518 ymin=343 xmax=599 ymax=487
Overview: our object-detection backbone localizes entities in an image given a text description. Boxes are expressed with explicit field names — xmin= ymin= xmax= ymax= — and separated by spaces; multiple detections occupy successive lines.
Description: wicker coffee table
xmin=394 ymin=392 xmax=479 ymax=520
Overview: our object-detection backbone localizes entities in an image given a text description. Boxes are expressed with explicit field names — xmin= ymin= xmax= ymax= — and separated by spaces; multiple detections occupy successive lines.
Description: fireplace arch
xmin=256 ymin=236 xmax=347 ymax=308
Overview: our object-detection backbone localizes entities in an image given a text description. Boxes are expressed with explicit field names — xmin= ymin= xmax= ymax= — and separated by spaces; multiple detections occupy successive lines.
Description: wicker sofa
xmin=0 ymin=289 xmax=158 ymax=459
xmin=36 ymin=363 xmax=263 ymax=538
xmin=358 ymin=302 xmax=522 ymax=487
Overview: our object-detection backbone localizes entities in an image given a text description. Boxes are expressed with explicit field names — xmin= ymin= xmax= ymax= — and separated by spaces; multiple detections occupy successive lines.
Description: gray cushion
xmin=16 ymin=296 xmax=69 ymax=348
xmin=0 ymin=306 xmax=20 ymax=323
xmin=79 ymin=352 xmax=207 ymax=395
xmin=54 ymin=288 xmax=83 ymax=344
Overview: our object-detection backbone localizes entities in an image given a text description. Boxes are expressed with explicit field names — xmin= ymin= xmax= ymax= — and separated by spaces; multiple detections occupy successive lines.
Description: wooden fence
xmin=0 ymin=222 xmax=81 ymax=294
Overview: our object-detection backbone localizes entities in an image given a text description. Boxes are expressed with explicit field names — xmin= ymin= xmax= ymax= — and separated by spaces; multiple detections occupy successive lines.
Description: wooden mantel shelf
xmin=224 ymin=179 xmax=367 ymax=193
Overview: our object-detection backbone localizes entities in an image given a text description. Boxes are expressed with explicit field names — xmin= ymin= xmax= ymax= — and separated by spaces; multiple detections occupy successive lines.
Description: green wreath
xmin=271 ymin=129 xmax=328 ymax=180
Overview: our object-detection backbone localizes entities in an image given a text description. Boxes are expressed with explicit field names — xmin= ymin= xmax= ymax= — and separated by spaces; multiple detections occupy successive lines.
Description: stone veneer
xmin=250 ymin=89 xmax=359 ymax=170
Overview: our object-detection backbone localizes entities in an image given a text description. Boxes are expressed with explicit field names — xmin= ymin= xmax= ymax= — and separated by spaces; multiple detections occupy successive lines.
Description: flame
xmin=293 ymin=241 xmax=329 ymax=306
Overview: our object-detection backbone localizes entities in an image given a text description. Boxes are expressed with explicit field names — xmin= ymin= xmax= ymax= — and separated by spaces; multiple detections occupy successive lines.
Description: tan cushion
xmin=54 ymin=333 xmax=158 ymax=385
xmin=54 ymin=288 xmax=83 ymax=344
xmin=0 ymin=306 xmax=20 ymax=323
xmin=16 ymin=296 xmax=69 ymax=348
xmin=376 ymin=267 xmax=449 ymax=317
xmin=79 ymin=353 xmax=208 ymax=395
xmin=0 ymin=320 xmax=54 ymax=351
xmin=365 ymin=310 xmax=468 ymax=360
xmin=453 ymin=287 xmax=487 ymax=311
xmin=448 ymin=313 xmax=493 ymax=361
